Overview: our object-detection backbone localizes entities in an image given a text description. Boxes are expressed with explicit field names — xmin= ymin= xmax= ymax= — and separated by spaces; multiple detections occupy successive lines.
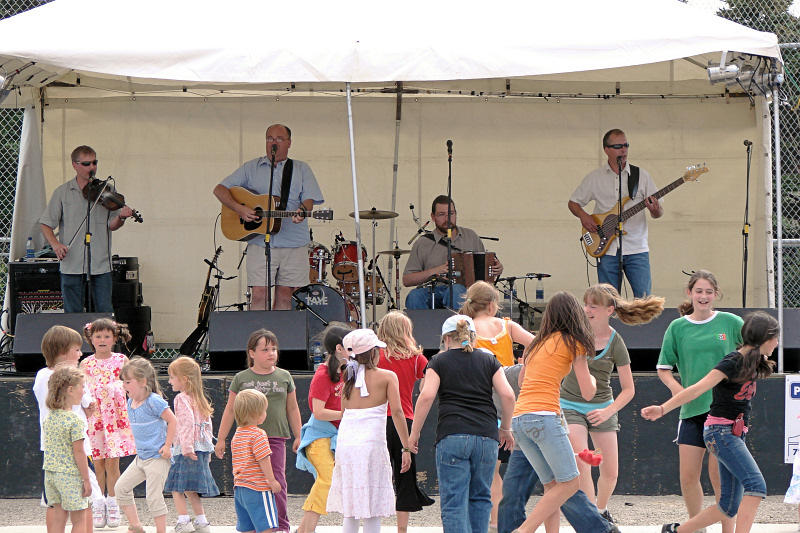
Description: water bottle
xmin=535 ymin=278 xmax=545 ymax=303
xmin=311 ymin=341 xmax=323 ymax=370
xmin=25 ymin=237 xmax=34 ymax=259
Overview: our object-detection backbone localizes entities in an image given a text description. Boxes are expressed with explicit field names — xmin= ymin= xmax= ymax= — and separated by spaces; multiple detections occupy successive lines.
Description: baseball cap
xmin=441 ymin=314 xmax=476 ymax=336
xmin=342 ymin=328 xmax=386 ymax=355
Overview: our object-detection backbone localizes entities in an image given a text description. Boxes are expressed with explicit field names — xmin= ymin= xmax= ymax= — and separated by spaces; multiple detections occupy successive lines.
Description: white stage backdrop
xmin=39 ymin=95 xmax=767 ymax=343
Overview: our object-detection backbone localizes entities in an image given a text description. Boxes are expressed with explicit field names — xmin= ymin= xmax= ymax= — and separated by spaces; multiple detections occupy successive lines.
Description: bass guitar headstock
xmin=683 ymin=163 xmax=709 ymax=182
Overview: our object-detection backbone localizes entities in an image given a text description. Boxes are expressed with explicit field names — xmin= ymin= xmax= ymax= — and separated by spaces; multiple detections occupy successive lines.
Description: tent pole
xmin=388 ymin=83 xmax=402 ymax=302
xmin=774 ymin=85 xmax=784 ymax=373
xmin=346 ymin=82 xmax=367 ymax=327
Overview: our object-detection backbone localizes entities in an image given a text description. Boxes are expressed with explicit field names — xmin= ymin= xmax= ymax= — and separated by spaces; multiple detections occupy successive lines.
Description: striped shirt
xmin=231 ymin=425 xmax=272 ymax=491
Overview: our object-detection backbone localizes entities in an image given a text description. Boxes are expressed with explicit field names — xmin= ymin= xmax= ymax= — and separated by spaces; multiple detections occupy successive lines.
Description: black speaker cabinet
xmin=13 ymin=312 xmax=113 ymax=372
xmin=405 ymin=309 xmax=455 ymax=354
xmin=208 ymin=311 xmax=309 ymax=371
xmin=114 ymin=305 xmax=151 ymax=356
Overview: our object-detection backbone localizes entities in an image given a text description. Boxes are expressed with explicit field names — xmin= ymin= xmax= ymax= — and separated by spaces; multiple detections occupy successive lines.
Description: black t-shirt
xmin=709 ymin=351 xmax=757 ymax=424
xmin=426 ymin=347 xmax=502 ymax=444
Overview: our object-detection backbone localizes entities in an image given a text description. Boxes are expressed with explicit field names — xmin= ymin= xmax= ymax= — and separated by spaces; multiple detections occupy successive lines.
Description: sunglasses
xmin=74 ymin=160 xmax=98 ymax=167
xmin=605 ymin=143 xmax=629 ymax=149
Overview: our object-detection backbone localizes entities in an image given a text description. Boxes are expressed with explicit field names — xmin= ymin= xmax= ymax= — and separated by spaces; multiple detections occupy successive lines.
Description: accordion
xmin=452 ymin=251 xmax=499 ymax=287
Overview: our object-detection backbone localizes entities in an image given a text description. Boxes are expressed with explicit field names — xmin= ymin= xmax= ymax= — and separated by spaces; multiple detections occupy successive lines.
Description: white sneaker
xmin=193 ymin=519 xmax=211 ymax=533
xmin=92 ymin=498 xmax=106 ymax=529
xmin=173 ymin=520 xmax=196 ymax=533
xmin=105 ymin=498 xmax=121 ymax=528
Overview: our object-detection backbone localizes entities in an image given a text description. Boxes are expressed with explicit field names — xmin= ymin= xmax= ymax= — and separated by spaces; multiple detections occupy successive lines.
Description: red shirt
xmin=307 ymin=363 xmax=343 ymax=428
xmin=378 ymin=347 xmax=427 ymax=419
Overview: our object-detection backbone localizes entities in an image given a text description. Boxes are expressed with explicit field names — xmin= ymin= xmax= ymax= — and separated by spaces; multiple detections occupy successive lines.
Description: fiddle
xmin=82 ymin=177 xmax=143 ymax=223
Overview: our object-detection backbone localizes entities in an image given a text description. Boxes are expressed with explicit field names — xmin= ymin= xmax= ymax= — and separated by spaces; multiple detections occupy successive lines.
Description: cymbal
xmin=349 ymin=208 xmax=399 ymax=220
xmin=378 ymin=248 xmax=411 ymax=256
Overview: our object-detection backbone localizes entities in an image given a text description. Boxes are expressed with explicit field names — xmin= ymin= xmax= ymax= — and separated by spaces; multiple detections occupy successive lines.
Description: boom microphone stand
xmin=446 ymin=139 xmax=454 ymax=310
xmin=616 ymin=156 xmax=624 ymax=293
xmin=264 ymin=144 xmax=277 ymax=310
xmin=742 ymin=139 xmax=753 ymax=306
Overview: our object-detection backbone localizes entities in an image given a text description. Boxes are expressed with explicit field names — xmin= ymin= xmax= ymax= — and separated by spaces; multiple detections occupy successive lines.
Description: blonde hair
xmin=459 ymin=281 xmax=501 ymax=318
xmin=120 ymin=356 xmax=162 ymax=397
xmin=41 ymin=326 xmax=83 ymax=368
xmin=377 ymin=311 xmax=420 ymax=360
xmin=168 ymin=357 xmax=213 ymax=418
xmin=234 ymin=389 xmax=267 ymax=426
xmin=442 ymin=319 xmax=477 ymax=353
xmin=46 ymin=366 xmax=84 ymax=411
xmin=678 ymin=270 xmax=721 ymax=316
xmin=583 ymin=284 xmax=664 ymax=325
xmin=84 ymin=318 xmax=132 ymax=346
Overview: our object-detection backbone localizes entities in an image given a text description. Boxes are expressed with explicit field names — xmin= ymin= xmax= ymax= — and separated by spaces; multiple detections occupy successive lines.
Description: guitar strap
xmin=628 ymin=164 xmax=640 ymax=199
xmin=277 ymin=158 xmax=294 ymax=210
xmin=422 ymin=232 xmax=464 ymax=253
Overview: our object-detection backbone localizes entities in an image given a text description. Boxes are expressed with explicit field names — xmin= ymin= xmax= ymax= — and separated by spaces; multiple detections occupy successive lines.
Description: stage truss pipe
xmin=346 ymin=82 xmax=367 ymax=326
xmin=774 ymin=84 xmax=784 ymax=373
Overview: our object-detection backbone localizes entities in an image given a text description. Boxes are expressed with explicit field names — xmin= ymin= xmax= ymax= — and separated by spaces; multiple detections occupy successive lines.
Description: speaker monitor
xmin=208 ymin=311 xmax=309 ymax=371
xmin=13 ymin=312 xmax=113 ymax=372
xmin=405 ymin=309 xmax=456 ymax=354
xmin=114 ymin=305 xmax=151 ymax=356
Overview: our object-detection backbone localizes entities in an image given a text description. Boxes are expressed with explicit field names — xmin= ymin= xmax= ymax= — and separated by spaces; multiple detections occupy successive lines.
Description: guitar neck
xmin=620 ymin=177 xmax=685 ymax=222
xmin=256 ymin=210 xmax=300 ymax=218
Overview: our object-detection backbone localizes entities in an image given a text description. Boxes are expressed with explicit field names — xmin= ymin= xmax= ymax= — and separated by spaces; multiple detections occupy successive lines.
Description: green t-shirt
xmin=43 ymin=409 xmax=85 ymax=475
xmin=657 ymin=311 xmax=743 ymax=419
xmin=560 ymin=329 xmax=630 ymax=405
xmin=230 ymin=367 xmax=296 ymax=438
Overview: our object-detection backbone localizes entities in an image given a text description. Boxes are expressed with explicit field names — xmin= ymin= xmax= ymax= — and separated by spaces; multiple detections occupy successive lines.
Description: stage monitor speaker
xmin=13 ymin=312 xmax=113 ymax=372
xmin=208 ymin=311 xmax=309 ymax=371
xmin=405 ymin=309 xmax=455 ymax=354
xmin=114 ymin=305 xmax=151 ymax=356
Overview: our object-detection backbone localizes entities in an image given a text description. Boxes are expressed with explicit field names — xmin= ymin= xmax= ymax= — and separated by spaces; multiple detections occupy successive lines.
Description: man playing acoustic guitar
xmin=568 ymin=129 xmax=663 ymax=297
xmin=214 ymin=124 xmax=324 ymax=310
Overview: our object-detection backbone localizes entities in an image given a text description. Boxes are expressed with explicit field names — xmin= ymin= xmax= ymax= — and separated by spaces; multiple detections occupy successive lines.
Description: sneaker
xmin=661 ymin=524 xmax=680 ymax=533
xmin=192 ymin=519 xmax=211 ymax=533
xmin=92 ymin=499 xmax=106 ymax=529
xmin=600 ymin=509 xmax=616 ymax=524
xmin=173 ymin=520 xmax=196 ymax=533
xmin=105 ymin=498 xmax=121 ymax=528
xmin=608 ymin=525 xmax=621 ymax=533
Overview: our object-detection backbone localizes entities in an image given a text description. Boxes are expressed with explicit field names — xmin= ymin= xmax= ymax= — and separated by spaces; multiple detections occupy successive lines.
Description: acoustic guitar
xmin=220 ymin=186 xmax=334 ymax=241
xmin=197 ymin=246 xmax=222 ymax=326
xmin=580 ymin=164 xmax=708 ymax=258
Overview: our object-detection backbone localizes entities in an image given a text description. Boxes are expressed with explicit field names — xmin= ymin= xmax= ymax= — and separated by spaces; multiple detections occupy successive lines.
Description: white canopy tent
xmin=0 ymin=0 xmax=786 ymax=361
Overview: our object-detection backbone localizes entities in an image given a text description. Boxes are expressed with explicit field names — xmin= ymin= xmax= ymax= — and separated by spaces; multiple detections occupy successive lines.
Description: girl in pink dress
xmin=80 ymin=318 xmax=137 ymax=529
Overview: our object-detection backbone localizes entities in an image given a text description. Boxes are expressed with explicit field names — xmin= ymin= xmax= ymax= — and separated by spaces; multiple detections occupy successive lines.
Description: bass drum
xmin=292 ymin=284 xmax=360 ymax=341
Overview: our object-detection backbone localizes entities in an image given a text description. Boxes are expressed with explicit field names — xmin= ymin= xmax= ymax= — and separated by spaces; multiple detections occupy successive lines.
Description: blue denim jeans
xmin=60 ymin=272 xmax=114 ymax=313
xmin=405 ymin=283 xmax=467 ymax=310
xmin=435 ymin=434 xmax=497 ymax=533
xmin=597 ymin=250 xmax=651 ymax=297
xmin=498 ymin=449 xmax=614 ymax=533
xmin=703 ymin=424 xmax=766 ymax=518
xmin=512 ymin=414 xmax=578 ymax=484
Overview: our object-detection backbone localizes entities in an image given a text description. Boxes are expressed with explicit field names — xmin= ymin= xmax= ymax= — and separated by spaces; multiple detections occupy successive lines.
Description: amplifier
xmin=8 ymin=260 xmax=61 ymax=333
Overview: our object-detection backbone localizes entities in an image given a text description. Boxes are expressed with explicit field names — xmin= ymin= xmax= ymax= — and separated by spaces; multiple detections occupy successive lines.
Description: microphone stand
xmin=446 ymin=139 xmax=454 ymax=310
xmin=742 ymin=140 xmax=753 ymax=306
xmin=264 ymin=146 xmax=277 ymax=311
xmin=82 ymin=174 xmax=111 ymax=312
xmin=616 ymin=156 xmax=624 ymax=293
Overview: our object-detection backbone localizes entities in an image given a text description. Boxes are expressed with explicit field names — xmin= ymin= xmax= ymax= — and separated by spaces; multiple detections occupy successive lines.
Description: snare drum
xmin=339 ymin=274 xmax=385 ymax=305
xmin=332 ymin=242 xmax=366 ymax=282
xmin=308 ymin=244 xmax=331 ymax=284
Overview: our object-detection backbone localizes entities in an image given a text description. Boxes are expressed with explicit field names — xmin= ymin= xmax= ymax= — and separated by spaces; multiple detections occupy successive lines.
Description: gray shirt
xmin=40 ymin=178 xmax=119 ymax=275
xmin=403 ymin=226 xmax=484 ymax=281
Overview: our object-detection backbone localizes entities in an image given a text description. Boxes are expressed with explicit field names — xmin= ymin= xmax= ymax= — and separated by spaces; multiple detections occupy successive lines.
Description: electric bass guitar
xmin=580 ymin=164 xmax=708 ymax=258
xmin=220 ymin=186 xmax=334 ymax=241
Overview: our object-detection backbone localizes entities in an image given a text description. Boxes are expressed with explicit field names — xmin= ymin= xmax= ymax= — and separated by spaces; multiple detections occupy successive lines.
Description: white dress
xmin=326 ymin=402 xmax=395 ymax=519
xmin=785 ymin=452 xmax=800 ymax=504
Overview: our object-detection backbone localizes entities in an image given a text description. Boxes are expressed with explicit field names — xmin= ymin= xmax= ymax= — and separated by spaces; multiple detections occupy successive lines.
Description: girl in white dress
xmin=326 ymin=329 xmax=412 ymax=533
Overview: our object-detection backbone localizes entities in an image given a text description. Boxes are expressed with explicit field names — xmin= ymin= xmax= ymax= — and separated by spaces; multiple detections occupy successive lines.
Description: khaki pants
xmin=115 ymin=456 xmax=170 ymax=517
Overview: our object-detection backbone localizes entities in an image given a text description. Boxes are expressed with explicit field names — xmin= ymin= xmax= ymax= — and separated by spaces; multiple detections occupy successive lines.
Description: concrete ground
xmin=0 ymin=494 xmax=796 ymax=532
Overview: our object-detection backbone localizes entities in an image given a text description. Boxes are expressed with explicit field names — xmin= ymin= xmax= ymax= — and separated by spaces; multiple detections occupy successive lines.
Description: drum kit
xmin=296 ymin=207 xmax=410 ymax=328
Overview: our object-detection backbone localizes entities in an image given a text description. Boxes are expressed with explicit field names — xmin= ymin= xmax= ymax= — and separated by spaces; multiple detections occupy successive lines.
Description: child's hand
xmin=587 ymin=407 xmax=612 ymax=426
xmin=292 ymin=437 xmax=300 ymax=454
xmin=269 ymin=479 xmax=282 ymax=494
xmin=184 ymin=451 xmax=198 ymax=461
xmin=84 ymin=402 xmax=96 ymax=419
xmin=640 ymin=405 xmax=664 ymax=421
xmin=400 ymin=451 xmax=411 ymax=473
xmin=214 ymin=440 xmax=226 ymax=459
xmin=158 ymin=444 xmax=170 ymax=459
xmin=81 ymin=479 xmax=91 ymax=498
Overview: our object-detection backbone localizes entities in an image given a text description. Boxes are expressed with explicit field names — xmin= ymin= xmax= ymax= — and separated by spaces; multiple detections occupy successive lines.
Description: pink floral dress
xmin=82 ymin=352 xmax=136 ymax=459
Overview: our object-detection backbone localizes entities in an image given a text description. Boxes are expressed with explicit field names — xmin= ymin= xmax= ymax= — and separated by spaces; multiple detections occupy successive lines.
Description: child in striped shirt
xmin=232 ymin=389 xmax=281 ymax=533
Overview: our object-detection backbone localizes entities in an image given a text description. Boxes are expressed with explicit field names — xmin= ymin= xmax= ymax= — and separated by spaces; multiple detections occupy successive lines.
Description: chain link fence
xmin=1 ymin=1 xmax=800 ymax=363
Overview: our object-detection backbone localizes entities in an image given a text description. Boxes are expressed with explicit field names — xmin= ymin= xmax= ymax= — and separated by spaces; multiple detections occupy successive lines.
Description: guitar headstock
xmin=211 ymin=246 xmax=223 ymax=265
xmin=313 ymin=208 xmax=334 ymax=221
xmin=683 ymin=164 xmax=709 ymax=182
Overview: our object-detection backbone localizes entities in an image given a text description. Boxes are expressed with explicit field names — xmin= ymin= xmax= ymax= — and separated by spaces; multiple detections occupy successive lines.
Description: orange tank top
xmin=514 ymin=333 xmax=584 ymax=416
xmin=475 ymin=317 xmax=515 ymax=366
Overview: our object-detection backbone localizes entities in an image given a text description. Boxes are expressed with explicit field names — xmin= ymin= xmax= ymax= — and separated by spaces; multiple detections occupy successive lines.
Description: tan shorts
xmin=246 ymin=243 xmax=309 ymax=288
xmin=44 ymin=470 xmax=88 ymax=511
xmin=563 ymin=408 xmax=619 ymax=432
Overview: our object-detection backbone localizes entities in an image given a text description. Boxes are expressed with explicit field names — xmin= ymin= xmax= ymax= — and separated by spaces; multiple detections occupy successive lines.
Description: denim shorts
xmin=512 ymin=413 xmax=578 ymax=484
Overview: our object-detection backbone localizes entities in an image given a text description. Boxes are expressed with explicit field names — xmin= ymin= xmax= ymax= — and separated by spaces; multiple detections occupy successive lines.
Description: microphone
xmin=408 ymin=221 xmax=430 ymax=245
xmin=446 ymin=139 xmax=453 ymax=155
xmin=616 ymin=155 xmax=623 ymax=167
xmin=270 ymin=144 xmax=278 ymax=157
xmin=744 ymin=140 xmax=753 ymax=146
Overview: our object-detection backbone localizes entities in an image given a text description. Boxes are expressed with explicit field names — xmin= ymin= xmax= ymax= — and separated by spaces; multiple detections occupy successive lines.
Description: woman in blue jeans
xmin=641 ymin=311 xmax=778 ymax=533
xmin=409 ymin=315 xmax=515 ymax=533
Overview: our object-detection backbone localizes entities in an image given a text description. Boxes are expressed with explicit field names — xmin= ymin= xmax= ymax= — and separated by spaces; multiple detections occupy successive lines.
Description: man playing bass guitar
xmin=568 ymin=129 xmax=663 ymax=297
